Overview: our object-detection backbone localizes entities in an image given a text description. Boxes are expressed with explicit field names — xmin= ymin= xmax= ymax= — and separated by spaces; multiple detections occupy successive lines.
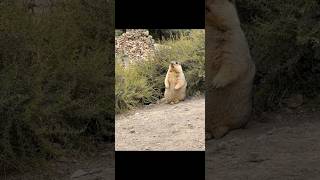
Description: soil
xmin=206 ymin=105 xmax=320 ymax=180
xmin=3 ymin=144 xmax=115 ymax=180
xmin=115 ymin=96 xmax=205 ymax=151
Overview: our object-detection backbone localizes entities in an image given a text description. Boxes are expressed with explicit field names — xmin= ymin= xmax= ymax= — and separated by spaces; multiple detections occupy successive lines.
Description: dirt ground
xmin=115 ymin=96 xmax=205 ymax=151
xmin=3 ymin=144 xmax=115 ymax=180
xmin=206 ymin=105 xmax=320 ymax=180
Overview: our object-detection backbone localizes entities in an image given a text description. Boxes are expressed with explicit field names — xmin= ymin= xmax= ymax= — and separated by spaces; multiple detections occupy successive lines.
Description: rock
xmin=129 ymin=130 xmax=135 ymax=133
xmin=71 ymin=169 xmax=88 ymax=178
xmin=71 ymin=168 xmax=105 ymax=180
xmin=283 ymin=94 xmax=304 ymax=109
xmin=115 ymin=29 xmax=155 ymax=67
xmin=172 ymin=130 xmax=179 ymax=134
xmin=267 ymin=130 xmax=274 ymax=135
xmin=88 ymin=168 xmax=103 ymax=175
xmin=247 ymin=152 xmax=269 ymax=163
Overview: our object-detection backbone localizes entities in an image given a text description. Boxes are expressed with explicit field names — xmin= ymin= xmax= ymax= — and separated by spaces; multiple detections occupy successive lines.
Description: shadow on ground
xmin=206 ymin=106 xmax=320 ymax=180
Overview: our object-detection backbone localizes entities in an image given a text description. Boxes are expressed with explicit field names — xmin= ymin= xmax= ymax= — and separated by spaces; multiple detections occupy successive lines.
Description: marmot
xmin=164 ymin=61 xmax=187 ymax=104
xmin=205 ymin=0 xmax=256 ymax=139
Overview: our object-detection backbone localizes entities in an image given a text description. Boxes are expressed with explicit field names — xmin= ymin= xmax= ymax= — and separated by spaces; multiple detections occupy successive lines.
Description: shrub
xmin=237 ymin=0 xmax=320 ymax=112
xmin=0 ymin=0 xmax=114 ymax=171
xmin=115 ymin=62 xmax=159 ymax=113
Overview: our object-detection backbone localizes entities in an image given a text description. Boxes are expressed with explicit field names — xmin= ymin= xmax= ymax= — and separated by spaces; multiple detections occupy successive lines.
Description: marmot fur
xmin=205 ymin=0 xmax=256 ymax=139
xmin=164 ymin=61 xmax=187 ymax=104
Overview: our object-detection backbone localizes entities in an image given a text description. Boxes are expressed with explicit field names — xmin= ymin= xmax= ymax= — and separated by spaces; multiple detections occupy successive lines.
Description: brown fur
xmin=164 ymin=61 xmax=187 ymax=104
xmin=205 ymin=0 xmax=256 ymax=139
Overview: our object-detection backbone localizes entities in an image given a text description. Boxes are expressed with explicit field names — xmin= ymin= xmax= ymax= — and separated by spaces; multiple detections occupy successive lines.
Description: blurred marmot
xmin=206 ymin=0 xmax=256 ymax=139
xmin=164 ymin=61 xmax=187 ymax=104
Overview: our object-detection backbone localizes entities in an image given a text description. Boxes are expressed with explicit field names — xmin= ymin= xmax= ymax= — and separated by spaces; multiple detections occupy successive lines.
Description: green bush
xmin=237 ymin=0 xmax=320 ymax=112
xmin=0 ymin=0 xmax=114 ymax=171
xmin=115 ymin=62 xmax=159 ymax=113
xmin=115 ymin=29 xmax=204 ymax=114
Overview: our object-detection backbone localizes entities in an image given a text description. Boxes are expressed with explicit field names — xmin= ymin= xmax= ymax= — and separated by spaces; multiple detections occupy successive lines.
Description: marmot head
xmin=169 ymin=61 xmax=183 ymax=73
xmin=205 ymin=0 xmax=240 ymax=31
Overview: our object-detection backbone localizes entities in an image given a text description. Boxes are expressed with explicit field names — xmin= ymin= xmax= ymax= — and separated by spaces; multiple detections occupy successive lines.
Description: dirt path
xmin=115 ymin=96 xmax=205 ymax=151
xmin=206 ymin=106 xmax=320 ymax=180
xmin=4 ymin=144 xmax=115 ymax=180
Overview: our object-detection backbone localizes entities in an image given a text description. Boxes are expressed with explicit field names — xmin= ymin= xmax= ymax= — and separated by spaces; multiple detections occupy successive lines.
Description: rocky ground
xmin=206 ymin=104 xmax=320 ymax=180
xmin=116 ymin=96 xmax=205 ymax=151
xmin=3 ymin=144 xmax=115 ymax=180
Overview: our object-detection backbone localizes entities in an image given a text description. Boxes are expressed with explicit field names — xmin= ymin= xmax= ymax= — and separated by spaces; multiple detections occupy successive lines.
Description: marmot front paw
xmin=211 ymin=77 xmax=229 ymax=88
xmin=174 ymin=86 xmax=181 ymax=90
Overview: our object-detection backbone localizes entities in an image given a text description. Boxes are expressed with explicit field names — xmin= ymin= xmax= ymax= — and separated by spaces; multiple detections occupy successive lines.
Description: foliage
xmin=115 ymin=62 xmax=159 ymax=113
xmin=237 ymin=0 xmax=320 ymax=112
xmin=0 ymin=0 xmax=114 ymax=171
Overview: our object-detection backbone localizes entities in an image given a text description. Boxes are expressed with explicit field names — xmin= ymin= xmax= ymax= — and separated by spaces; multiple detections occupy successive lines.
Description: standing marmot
xmin=205 ymin=0 xmax=256 ymax=139
xmin=164 ymin=61 xmax=187 ymax=104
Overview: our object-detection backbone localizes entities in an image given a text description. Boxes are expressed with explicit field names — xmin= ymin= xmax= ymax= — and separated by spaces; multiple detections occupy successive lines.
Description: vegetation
xmin=115 ymin=30 xmax=205 ymax=113
xmin=0 ymin=0 xmax=114 ymax=171
xmin=237 ymin=0 xmax=320 ymax=112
